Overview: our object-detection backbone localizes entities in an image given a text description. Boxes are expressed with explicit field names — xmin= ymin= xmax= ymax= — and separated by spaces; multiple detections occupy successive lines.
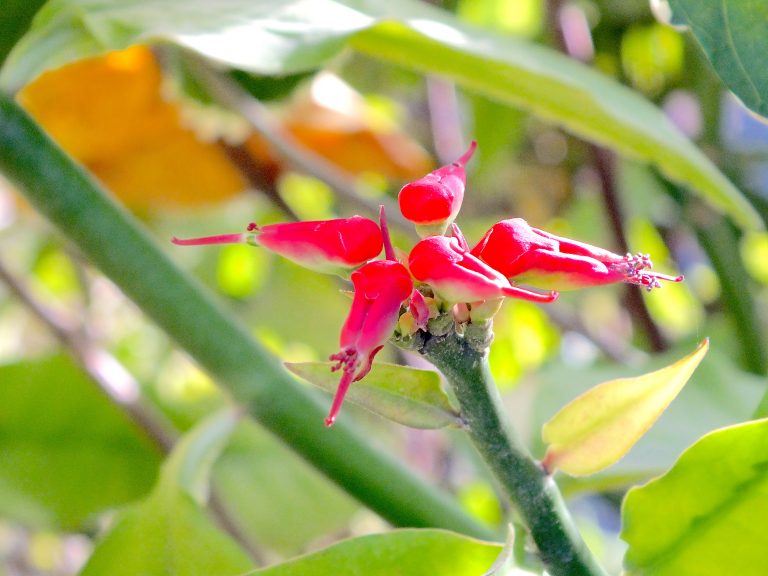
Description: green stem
xmin=0 ymin=94 xmax=492 ymax=540
xmin=422 ymin=332 xmax=607 ymax=576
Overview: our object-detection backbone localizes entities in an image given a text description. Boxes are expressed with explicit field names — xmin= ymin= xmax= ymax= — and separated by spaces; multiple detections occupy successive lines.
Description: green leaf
xmin=159 ymin=408 xmax=242 ymax=503
xmin=81 ymin=410 xmax=252 ymax=576
xmin=622 ymin=418 xmax=768 ymax=576
xmin=542 ymin=339 xmax=709 ymax=476
xmin=668 ymin=0 xmax=768 ymax=119
xmin=0 ymin=0 xmax=47 ymax=66
xmin=1 ymin=0 xmax=759 ymax=229
xmin=0 ymin=355 xmax=161 ymax=529
xmin=286 ymin=361 xmax=461 ymax=429
xmin=251 ymin=529 xmax=501 ymax=576
xmin=213 ymin=421 xmax=360 ymax=556
xmin=530 ymin=339 xmax=764 ymax=493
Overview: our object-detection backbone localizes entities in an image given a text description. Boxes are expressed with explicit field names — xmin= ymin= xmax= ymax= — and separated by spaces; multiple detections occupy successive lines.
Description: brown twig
xmin=546 ymin=0 xmax=667 ymax=352
xmin=591 ymin=148 xmax=667 ymax=351
xmin=218 ymin=141 xmax=300 ymax=221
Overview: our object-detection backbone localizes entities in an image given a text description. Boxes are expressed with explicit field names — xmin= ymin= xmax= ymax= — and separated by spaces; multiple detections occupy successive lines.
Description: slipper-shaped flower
xmin=471 ymin=218 xmax=683 ymax=291
xmin=172 ymin=216 xmax=383 ymax=275
xmin=408 ymin=235 xmax=558 ymax=305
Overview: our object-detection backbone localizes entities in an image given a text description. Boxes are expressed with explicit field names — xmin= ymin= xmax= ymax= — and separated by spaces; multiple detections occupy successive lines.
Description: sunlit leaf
xmin=1 ymin=0 xmax=759 ymax=228
xmin=622 ymin=418 xmax=768 ymax=576
xmin=286 ymin=361 xmax=461 ymax=429
xmin=531 ymin=337 xmax=764 ymax=494
xmin=542 ymin=339 xmax=709 ymax=476
xmin=250 ymin=529 xmax=501 ymax=576
xmin=81 ymin=409 xmax=252 ymax=576
xmin=668 ymin=0 xmax=768 ymax=119
xmin=0 ymin=356 xmax=160 ymax=529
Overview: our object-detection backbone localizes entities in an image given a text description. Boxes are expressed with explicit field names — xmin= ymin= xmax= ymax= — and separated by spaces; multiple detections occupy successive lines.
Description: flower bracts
xmin=173 ymin=142 xmax=682 ymax=425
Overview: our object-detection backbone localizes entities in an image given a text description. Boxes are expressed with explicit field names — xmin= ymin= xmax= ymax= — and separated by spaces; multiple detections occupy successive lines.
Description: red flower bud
xmin=408 ymin=235 xmax=558 ymax=305
xmin=471 ymin=218 xmax=683 ymax=290
xmin=326 ymin=260 xmax=413 ymax=426
xmin=172 ymin=216 xmax=383 ymax=274
xmin=398 ymin=141 xmax=477 ymax=236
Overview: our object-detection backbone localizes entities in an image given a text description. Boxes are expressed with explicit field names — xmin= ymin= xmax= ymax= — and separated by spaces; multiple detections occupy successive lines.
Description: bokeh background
xmin=1 ymin=0 xmax=767 ymax=574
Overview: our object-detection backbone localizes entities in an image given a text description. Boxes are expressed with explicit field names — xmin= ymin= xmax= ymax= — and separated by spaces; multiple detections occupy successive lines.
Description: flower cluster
xmin=173 ymin=142 xmax=682 ymax=426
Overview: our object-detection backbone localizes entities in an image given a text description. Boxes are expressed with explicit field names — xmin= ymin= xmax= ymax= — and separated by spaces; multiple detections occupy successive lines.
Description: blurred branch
xmin=657 ymin=174 xmax=767 ymax=375
xmin=184 ymin=56 xmax=412 ymax=232
xmin=0 ymin=255 xmax=268 ymax=564
xmin=547 ymin=0 xmax=667 ymax=352
xmin=426 ymin=76 xmax=465 ymax=163
xmin=546 ymin=303 xmax=646 ymax=365
xmin=218 ymin=141 xmax=300 ymax=221
xmin=0 ymin=256 xmax=176 ymax=452
xmin=592 ymin=148 xmax=668 ymax=352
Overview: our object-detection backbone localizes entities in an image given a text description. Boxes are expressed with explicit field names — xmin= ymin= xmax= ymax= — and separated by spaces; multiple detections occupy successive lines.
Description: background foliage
xmin=1 ymin=0 xmax=767 ymax=574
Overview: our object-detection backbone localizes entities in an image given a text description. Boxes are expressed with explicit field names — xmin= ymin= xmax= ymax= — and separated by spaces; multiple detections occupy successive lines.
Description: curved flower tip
xmin=173 ymin=216 xmax=383 ymax=274
xmin=408 ymin=235 xmax=557 ymax=305
xmin=325 ymin=260 xmax=413 ymax=426
xmin=398 ymin=141 xmax=477 ymax=236
xmin=171 ymin=232 xmax=246 ymax=246
xmin=472 ymin=218 xmax=683 ymax=291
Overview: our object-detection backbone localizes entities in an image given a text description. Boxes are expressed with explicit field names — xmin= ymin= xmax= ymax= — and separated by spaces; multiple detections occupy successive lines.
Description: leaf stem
xmin=421 ymin=331 xmax=607 ymax=576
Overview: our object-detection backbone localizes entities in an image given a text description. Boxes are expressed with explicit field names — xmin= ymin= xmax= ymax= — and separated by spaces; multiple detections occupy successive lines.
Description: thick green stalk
xmin=422 ymin=332 xmax=607 ymax=576
xmin=0 ymin=94 xmax=492 ymax=540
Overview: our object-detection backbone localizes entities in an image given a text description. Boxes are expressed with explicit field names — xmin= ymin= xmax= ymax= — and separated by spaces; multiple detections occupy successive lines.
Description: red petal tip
xmin=170 ymin=233 xmax=245 ymax=246
xmin=455 ymin=140 xmax=478 ymax=167
xmin=548 ymin=290 xmax=559 ymax=302
xmin=324 ymin=416 xmax=336 ymax=427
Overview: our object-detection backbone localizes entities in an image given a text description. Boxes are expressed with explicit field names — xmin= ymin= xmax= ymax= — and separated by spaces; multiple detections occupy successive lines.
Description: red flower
xmin=326 ymin=259 xmax=413 ymax=427
xmin=172 ymin=216 xmax=383 ymax=274
xmin=471 ymin=219 xmax=683 ymax=290
xmin=398 ymin=141 xmax=477 ymax=236
xmin=408 ymin=235 xmax=558 ymax=304
xmin=324 ymin=207 xmax=413 ymax=426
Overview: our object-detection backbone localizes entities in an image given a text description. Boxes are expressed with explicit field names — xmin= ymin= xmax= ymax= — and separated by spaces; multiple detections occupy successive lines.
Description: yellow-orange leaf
xmin=542 ymin=339 xmax=709 ymax=476
xmin=17 ymin=52 xmax=432 ymax=210
xmin=17 ymin=46 xmax=246 ymax=209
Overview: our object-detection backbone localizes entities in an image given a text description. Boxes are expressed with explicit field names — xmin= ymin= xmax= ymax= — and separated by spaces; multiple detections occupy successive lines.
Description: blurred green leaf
xmin=1 ymin=0 xmax=759 ymax=229
xmin=620 ymin=23 xmax=683 ymax=95
xmin=160 ymin=408 xmax=241 ymax=503
xmin=0 ymin=355 xmax=160 ymax=529
xmin=251 ymin=529 xmax=501 ymax=576
xmin=622 ymin=418 xmax=768 ymax=576
xmin=668 ymin=0 xmax=768 ymax=119
xmin=0 ymin=0 xmax=46 ymax=65
xmin=542 ymin=340 xmax=708 ymax=476
xmin=530 ymin=341 xmax=764 ymax=491
xmin=214 ymin=421 xmax=359 ymax=555
xmin=81 ymin=410 xmax=252 ymax=576
xmin=286 ymin=361 xmax=461 ymax=429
